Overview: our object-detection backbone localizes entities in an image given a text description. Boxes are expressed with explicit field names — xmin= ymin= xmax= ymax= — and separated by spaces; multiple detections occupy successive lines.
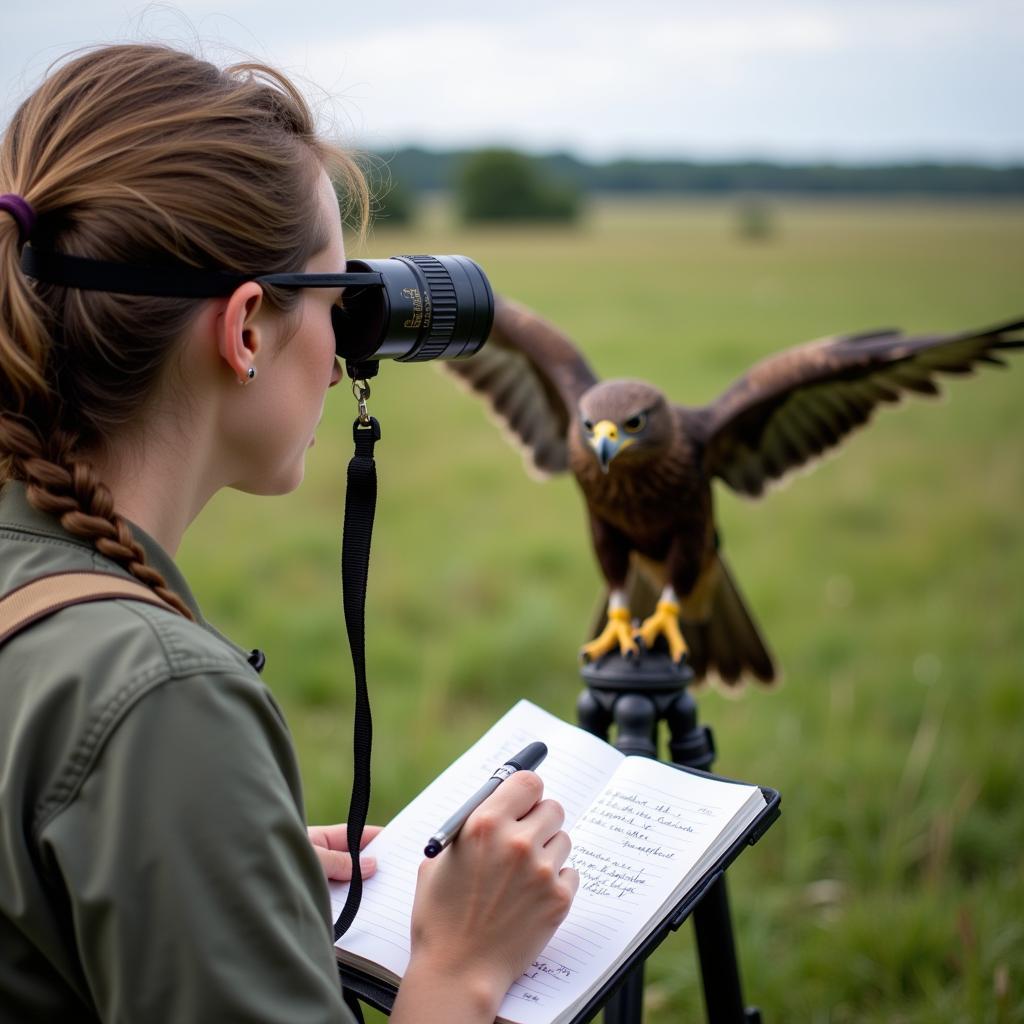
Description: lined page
xmin=332 ymin=700 xmax=623 ymax=984
xmin=494 ymin=757 xmax=765 ymax=1024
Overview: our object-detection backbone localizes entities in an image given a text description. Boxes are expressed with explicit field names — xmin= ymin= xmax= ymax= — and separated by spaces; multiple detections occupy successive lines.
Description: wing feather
xmin=698 ymin=318 xmax=1023 ymax=497
xmin=440 ymin=297 xmax=600 ymax=477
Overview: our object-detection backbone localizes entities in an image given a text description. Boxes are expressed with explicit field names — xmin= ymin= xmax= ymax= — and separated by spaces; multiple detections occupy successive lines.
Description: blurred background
xmin=4 ymin=2 xmax=1022 ymax=1020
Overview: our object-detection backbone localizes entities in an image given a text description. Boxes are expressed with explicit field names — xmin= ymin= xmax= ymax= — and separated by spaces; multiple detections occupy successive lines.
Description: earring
xmin=239 ymin=366 xmax=257 ymax=385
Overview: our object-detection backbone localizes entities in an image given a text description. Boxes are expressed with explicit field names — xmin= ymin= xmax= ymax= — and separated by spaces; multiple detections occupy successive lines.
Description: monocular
xmin=20 ymin=248 xmax=494 ymax=369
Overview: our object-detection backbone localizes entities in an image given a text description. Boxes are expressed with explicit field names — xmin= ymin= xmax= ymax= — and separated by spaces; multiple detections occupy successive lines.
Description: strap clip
xmin=351 ymin=379 xmax=372 ymax=426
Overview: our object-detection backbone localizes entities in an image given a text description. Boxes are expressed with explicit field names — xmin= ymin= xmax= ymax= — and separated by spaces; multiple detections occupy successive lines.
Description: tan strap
xmin=0 ymin=571 xmax=181 ymax=648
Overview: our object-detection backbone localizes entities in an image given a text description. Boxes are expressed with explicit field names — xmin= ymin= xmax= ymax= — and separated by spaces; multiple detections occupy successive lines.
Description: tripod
xmin=577 ymin=650 xmax=761 ymax=1024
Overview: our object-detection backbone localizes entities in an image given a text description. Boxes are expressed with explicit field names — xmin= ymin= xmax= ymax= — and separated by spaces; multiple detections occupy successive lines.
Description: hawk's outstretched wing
xmin=693 ymin=318 xmax=1024 ymax=497
xmin=441 ymin=297 xmax=600 ymax=477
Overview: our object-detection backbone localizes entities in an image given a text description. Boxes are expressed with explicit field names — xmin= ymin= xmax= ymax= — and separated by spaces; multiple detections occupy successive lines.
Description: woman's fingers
xmin=525 ymin=798 xmax=566 ymax=844
xmin=308 ymin=822 xmax=383 ymax=852
xmin=464 ymin=778 xmax=565 ymax=851
xmin=560 ymin=864 xmax=581 ymax=897
xmin=484 ymin=770 xmax=544 ymax=821
xmin=542 ymin=828 xmax=573 ymax=867
xmin=307 ymin=823 xmax=383 ymax=882
xmin=313 ymin=845 xmax=377 ymax=882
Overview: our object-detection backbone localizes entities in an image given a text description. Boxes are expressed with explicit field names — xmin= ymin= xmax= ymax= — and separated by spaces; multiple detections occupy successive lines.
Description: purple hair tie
xmin=0 ymin=193 xmax=36 ymax=245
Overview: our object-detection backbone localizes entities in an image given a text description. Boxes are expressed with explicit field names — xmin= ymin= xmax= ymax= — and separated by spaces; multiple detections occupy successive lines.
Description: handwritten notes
xmin=496 ymin=756 xmax=761 ymax=1023
xmin=333 ymin=700 xmax=766 ymax=1024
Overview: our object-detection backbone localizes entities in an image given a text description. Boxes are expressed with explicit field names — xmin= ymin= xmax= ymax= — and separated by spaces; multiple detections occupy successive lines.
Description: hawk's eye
xmin=623 ymin=414 xmax=646 ymax=433
xmin=583 ymin=419 xmax=594 ymax=432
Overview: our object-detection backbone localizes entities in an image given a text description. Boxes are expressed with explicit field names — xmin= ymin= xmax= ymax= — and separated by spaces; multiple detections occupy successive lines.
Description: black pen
xmin=423 ymin=741 xmax=548 ymax=858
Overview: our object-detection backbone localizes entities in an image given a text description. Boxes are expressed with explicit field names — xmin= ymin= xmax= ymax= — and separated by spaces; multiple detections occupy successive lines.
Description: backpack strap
xmin=0 ymin=571 xmax=182 ymax=649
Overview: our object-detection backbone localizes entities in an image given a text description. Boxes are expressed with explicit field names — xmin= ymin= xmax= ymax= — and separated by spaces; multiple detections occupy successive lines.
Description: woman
xmin=0 ymin=44 xmax=577 ymax=1022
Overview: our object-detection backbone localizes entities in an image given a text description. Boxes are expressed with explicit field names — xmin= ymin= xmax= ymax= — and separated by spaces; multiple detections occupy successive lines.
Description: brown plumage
xmin=443 ymin=298 xmax=1023 ymax=686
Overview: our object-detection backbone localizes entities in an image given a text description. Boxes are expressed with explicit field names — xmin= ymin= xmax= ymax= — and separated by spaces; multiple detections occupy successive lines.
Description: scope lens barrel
xmin=332 ymin=254 xmax=494 ymax=363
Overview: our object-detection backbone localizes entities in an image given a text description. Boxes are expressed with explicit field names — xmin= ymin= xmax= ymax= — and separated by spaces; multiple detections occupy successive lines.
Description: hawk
xmin=443 ymin=301 xmax=1022 ymax=685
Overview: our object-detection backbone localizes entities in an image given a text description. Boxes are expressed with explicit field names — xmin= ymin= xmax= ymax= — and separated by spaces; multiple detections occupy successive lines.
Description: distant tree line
xmin=373 ymin=146 xmax=1024 ymax=198
xmin=458 ymin=149 xmax=580 ymax=222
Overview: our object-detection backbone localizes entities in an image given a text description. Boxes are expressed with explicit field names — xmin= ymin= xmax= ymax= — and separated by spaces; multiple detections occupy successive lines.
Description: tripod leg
xmin=665 ymin=695 xmax=759 ymax=1023
xmin=693 ymin=875 xmax=759 ymax=1023
xmin=603 ymin=963 xmax=645 ymax=1024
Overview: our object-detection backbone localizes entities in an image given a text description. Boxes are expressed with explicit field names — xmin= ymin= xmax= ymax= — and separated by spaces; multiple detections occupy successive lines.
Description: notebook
xmin=332 ymin=699 xmax=772 ymax=1024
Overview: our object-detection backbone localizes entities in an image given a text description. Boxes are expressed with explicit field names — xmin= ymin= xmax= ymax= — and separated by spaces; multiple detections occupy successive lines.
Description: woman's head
xmin=0 ymin=43 xmax=367 ymax=614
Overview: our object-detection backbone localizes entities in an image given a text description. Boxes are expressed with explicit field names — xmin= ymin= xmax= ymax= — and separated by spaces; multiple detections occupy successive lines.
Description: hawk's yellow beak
xmin=589 ymin=419 xmax=631 ymax=472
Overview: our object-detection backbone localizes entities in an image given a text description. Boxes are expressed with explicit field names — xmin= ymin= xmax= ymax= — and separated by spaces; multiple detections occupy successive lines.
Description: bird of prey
xmin=443 ymin=302 xmax=1022 ymax=686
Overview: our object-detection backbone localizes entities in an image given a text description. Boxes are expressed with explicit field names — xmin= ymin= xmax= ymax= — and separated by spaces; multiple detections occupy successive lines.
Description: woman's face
xmin=230 ymin=168 xmax=345 ymax=495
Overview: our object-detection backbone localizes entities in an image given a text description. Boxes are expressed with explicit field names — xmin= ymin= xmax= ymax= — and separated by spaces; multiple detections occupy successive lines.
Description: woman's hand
xmin=307 ymin=823 xmax=382 ymax=882
xmin=391 ymin=771 xmax=579 ymax=1022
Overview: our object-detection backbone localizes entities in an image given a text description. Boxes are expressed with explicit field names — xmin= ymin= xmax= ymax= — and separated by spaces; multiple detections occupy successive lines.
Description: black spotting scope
xmin=332 ymin=255 xmax=494 ymax=364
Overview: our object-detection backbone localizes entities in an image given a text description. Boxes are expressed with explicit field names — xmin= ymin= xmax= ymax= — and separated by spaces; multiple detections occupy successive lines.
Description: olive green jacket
xmin=0 ymin=483 xmax=356 ymax=1023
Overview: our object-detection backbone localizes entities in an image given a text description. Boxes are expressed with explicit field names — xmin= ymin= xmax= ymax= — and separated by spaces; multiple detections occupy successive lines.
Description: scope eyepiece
xmin=332 ymin=254 xmax=494 ymax=363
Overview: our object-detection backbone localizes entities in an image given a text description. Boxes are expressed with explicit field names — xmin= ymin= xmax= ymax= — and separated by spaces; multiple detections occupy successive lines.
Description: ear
xmin=216 ymin=282 xmax=266 ymax=382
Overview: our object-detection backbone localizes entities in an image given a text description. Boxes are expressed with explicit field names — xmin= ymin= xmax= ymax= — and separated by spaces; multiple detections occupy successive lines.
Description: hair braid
xmin=0 ymin=414 xmax=195 ymax=619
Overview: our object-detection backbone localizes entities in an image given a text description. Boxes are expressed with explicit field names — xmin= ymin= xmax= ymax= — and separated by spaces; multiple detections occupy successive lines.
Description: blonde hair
xmin=0 ymin=44 xmax=368 ymax=618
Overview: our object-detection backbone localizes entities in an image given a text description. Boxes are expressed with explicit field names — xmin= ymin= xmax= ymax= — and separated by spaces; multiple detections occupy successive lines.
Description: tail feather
xmin=682 ymin=556 xmax=776 ymax=686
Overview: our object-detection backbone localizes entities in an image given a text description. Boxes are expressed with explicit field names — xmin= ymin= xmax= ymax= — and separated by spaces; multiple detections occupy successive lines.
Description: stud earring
xmin=239 ymin=366 xmax=257 ymax=385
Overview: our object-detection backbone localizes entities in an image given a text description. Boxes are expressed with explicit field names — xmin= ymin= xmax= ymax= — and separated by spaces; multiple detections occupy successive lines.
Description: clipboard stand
xmin=338 ymin=649 xmax=781 ymax=1023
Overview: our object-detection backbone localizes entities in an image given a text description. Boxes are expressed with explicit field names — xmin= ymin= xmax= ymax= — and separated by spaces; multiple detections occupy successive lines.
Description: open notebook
xmin=331 ymin=700 xmax=770 ymax=1024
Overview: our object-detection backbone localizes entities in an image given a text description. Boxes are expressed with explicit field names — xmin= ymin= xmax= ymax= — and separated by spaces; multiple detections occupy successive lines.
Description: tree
xmin=735 ymin=196 xmax=776 ymax=241
xmin=457 ymin=148 xmax=581 ymax=223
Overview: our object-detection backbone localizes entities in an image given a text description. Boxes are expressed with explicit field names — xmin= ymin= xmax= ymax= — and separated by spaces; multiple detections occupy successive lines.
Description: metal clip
xmin=352 ymin=379 xmax=372 ymax=426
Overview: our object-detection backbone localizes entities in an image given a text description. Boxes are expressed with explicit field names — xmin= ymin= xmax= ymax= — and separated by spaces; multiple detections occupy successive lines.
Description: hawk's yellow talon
xmin=581 ymin=607 xmax=638 ymax=663
xmin=637 ymin=600 xmax=688 ymax=663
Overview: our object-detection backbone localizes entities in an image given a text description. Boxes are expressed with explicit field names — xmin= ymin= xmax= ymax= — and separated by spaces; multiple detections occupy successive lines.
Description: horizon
xmin=361 ymin=143 xmax=1024 ymax=171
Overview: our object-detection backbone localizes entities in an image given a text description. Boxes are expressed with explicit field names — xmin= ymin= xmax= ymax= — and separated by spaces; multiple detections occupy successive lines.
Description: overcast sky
xmin=2 ymin=0 xmax=1022 ymax=164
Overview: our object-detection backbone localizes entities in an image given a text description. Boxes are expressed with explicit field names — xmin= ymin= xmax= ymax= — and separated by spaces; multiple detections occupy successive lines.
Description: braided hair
xmin=0 ymin=45 xmax=367 ymax=615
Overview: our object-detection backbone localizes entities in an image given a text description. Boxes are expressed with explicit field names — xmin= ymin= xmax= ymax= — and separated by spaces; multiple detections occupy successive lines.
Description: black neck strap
xmin=334 ymin=416 xmax=381 ymax=941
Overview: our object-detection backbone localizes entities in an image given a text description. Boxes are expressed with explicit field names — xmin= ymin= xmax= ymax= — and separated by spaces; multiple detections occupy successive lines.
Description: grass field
xmin=179 ymin=197 xmax=1024 ymax=1023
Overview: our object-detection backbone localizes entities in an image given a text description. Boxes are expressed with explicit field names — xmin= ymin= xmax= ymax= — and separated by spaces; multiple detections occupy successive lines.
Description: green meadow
xmin=179 ymin=197 xmax=1024 ymax=1022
